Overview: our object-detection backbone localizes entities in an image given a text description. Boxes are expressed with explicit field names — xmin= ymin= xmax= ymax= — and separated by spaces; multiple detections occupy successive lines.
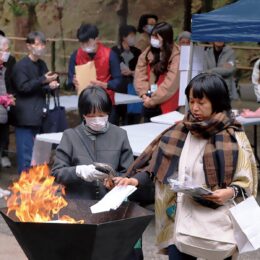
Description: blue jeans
xmin=15 ymin=126 xmax=40 ymax=174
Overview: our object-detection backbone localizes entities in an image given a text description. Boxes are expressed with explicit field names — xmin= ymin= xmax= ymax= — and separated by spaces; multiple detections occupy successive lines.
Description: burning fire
xmin=7 ymin=164 xmax=84 ymax=224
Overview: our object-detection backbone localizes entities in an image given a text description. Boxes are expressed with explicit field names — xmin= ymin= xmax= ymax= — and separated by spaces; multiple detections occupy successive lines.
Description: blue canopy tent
xmin=191 ymin=0 xmax=260 ymax=42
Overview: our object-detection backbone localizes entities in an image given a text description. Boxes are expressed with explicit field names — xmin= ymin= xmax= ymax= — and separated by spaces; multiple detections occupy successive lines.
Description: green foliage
xmin=8 ymin=0 xmax=26 ymax=16
xmin=17 ymin=0 xmax=47 ymax=5
xmin=8 ymin=0 xmax=48 ymax=16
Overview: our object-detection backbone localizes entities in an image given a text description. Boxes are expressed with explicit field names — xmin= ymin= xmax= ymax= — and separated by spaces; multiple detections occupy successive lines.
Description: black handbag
xmin=41 ymin=89 xmax=68 ymax=133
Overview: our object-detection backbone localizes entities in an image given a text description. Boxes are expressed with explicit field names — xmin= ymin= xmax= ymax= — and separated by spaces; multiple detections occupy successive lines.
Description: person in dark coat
xmin=11 ymin=31 xmax=59 ymax=173
xmin=112 ymin=25 xmax=142 ymax=125
xmin=52 ymin=86 xmax=133 ymax=199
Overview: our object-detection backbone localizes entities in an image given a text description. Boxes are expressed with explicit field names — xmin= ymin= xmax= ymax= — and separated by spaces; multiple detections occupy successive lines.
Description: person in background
xmin=204 ymin=42 xmax=238 ymax=99
xmin=67 ymin=23 xmax=122 ymax=124
xmin=108 ymin=73 xmax=257 ymax=260
xmin=251 ymin=58 xmax=260 ymax=103
xmin=112 ymin=25 xmax=142 ymax=125
xmin=52 ymin=86 xmax=142 ymax=260
xmin=135 ymin=14 xmax=158 ymax=52
xmin=0 ymin=35 xmax=16 ymax=168
xmin=178 ymin=31 xmax=191 ymax=46
xmin=134 ymin=22 xmax=180 ymax=122
xmin=241 ymin=107 xmax=260 ymax=117
xmin=11 ymin=31 xmax=59 ymax=174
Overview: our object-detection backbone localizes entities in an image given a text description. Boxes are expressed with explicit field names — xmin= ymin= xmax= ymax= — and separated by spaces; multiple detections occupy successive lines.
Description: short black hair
xmin=118 ymin=25 xmax=136 ymax=45
xmin=0 ymin=30 xmax=5 ymax=37
xmin=78 ymin=86 xmax=112 ymax=117
xmin=137 ymin=14 xmax=158 ymax=33
xmin=77 ymin=24 xmax=99 ymax=42
xmin=26 ymin=31 xmax=46 ymax=44
xmin=185 ymin=73 xmax=231 ymax=113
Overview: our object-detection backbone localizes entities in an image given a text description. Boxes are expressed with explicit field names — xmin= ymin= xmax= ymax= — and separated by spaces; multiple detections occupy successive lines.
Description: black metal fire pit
xmin=0 ymin=199 xmax=154 ymax=260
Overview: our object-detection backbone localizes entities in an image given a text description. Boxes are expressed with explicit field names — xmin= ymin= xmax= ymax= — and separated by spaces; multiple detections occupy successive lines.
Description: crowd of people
xmin=0 ymin=12 xmax=259 ymax=260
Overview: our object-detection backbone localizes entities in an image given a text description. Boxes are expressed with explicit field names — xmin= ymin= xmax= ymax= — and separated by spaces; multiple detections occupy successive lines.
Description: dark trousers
xmin=168 ymin=245 xmax=232 ymax=260
xmin=0 ymin=123 xmax=9 ymax=157
xmin=142 ymin=106 xmax=161 ymax=123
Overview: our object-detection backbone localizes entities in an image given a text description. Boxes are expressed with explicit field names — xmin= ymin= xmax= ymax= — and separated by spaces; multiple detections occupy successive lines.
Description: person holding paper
xmin=52 ymin=86 xmax=133 ymax=200
xmin=67 ymin=23 xmax=122 ymax=124
xmin=10 ymin=31 xmax=59 ymax=174
xmin=111 ymin=73 xmax=257 ymax=260
xmin=134 ymin=22 xmax=180 ymax=122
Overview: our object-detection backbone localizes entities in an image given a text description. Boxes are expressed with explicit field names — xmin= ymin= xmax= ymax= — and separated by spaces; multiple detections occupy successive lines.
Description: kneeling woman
xmin=52 ymin=86 xmax=134 ymax=199
xmin=112 ymin=73 xmax=258 ymax=260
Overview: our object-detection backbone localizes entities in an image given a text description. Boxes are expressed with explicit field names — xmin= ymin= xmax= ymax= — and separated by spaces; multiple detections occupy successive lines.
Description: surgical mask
xmin=150 ymin=37 xmax=161 ymax=48
xmin=0 ymin=51 xmax=10 ymax=62
xmin=145 ymin=25 xmax=154 ymax=34
xmin=83 ymin=46 xmax=96 ymax=53
xmin=126 ymin=36 xmax=136 ymax=46
xmin=32 ymin=47 xmax=45 ymax=56
xmin=84 ymin=116 xmax=108 ymax=132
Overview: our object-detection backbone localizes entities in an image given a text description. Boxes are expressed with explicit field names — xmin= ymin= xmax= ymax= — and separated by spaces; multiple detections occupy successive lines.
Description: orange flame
xmin=7 ymin=164 xmax=84 ymax=224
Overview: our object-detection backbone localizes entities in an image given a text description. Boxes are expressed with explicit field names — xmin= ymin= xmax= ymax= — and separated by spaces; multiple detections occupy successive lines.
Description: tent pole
xmin=185 ymin=41 xmax=194 ymax=112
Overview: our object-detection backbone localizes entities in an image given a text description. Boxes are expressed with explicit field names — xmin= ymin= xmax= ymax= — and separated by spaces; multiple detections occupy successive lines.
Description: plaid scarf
xmin=127 ymin=111 xmax=243 ymax=188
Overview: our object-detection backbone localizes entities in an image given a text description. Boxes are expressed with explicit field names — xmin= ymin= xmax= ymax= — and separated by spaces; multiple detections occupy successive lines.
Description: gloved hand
xmin=76 ymin=164 xmax=108 ymax=182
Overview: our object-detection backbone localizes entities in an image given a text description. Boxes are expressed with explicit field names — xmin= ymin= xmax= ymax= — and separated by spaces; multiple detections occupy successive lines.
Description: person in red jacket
xmin=134 ymin=22 xmax=180 ymax=122
xmin=68 ymin=24 xmax=122 ymax=124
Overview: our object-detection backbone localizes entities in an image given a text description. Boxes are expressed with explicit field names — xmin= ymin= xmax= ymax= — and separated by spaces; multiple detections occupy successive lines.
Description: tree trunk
xmin=116 ymin=0 xmax=128 ymax=27
xmin=201 ymin=0 xmax=213 ymax=13
xmin=183 ymin=0 xmax=192 ymax=31
xmin=116 ymin=0 xmax=128 ymax=43
xmin=27 ymin=4 xmax=38 ymax=31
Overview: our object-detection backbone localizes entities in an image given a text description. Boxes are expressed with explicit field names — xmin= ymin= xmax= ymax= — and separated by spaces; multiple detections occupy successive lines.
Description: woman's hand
xmin=143 ymin=95 xmax=154 ymax=108
xmin=121 ymin=67 xmax=133 ymax=76
xmin=113 ymin=177 xmax=139 ymax=186
xmin=202 ymin=187 xmax=234 ymax=205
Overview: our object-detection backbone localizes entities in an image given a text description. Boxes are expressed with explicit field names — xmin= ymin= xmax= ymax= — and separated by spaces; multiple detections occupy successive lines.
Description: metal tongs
xmin=93 ymin=162 xmax=117 ymax=178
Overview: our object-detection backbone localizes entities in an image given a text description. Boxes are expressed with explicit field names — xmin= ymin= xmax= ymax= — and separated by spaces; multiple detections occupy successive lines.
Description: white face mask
xmin=150 ymin=37 xmax=161 ymax=48
xmin=145 ymin=25 xmax=154 ymax=34
xmin=84 ymin=116 xmax=108 ymax=132
xmin=126 ymin=36 xmax=136 ymax=47
xmin=32 ymin=47 xmax=45 ymax=56
xmin=0 ymin=51 xmax=10 ymax=62
xmin=83 ymin=46 xmax=96 ymax=53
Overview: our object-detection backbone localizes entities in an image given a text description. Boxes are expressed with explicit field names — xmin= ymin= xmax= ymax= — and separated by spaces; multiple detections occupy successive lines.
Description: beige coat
xmin=134 ymin=44 xmax=180 ymax=107
xmin=155 ymin=131 xmax=258 ymax=254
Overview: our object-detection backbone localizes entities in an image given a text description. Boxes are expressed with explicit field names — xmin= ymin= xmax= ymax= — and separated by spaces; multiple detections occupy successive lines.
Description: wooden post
xmin=51 ymin=41 xmax=56 ymax=72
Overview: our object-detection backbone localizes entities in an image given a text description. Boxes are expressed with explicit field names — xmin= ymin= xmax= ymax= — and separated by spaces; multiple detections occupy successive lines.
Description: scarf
xmin=127 ymin=111 xmax=243 ymax=188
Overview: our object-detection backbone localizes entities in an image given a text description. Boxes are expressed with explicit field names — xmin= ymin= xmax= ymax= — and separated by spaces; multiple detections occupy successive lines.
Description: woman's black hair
xmin=137 ymin=14 xmax=158 ymax=33
xmin=118 ymin=25 xmax=136 ymax=46
xmin=77 ymin=23 xmax=99 ymax=42
xmin=26 ymin=31 xmax=46 ymax=44
xmin=78 ymin=86 xmax=112 ymax=117
xmin=185 ymin=73 xmax=231 ymax=113
xmin=146 ymin=22 xmax=173 ymax=78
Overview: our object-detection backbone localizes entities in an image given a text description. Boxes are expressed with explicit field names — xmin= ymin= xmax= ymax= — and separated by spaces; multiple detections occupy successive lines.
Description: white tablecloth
xmin=32 ymin=123 xmax=169 ymax=165
xmin=151 ymin=112 xmax=260 ymax=127
xmin=50 ymin=93 xmax=142 ymax=111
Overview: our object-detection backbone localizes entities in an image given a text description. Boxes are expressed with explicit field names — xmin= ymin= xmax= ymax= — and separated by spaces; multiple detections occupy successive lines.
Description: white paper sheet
xmin=90 ymin=185 xmax=137 ymax=214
